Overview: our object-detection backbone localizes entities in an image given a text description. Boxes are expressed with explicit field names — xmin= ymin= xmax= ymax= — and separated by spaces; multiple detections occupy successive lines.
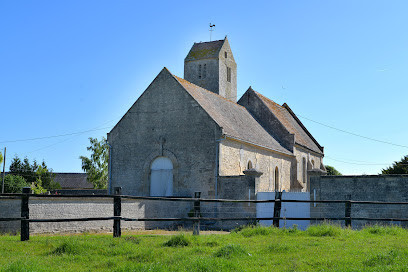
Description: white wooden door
xmin=150 ymin=157 xmax=173 ymax=196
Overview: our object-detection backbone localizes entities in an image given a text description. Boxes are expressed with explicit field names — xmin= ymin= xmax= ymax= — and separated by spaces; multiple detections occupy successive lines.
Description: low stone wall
xmin=0 ymin=196 xmax=192 ymax=234
xmin=310 ymin=175 xmax=408 ymax=229
xmin=0 ymin=197 xmax=20 ymax=233
xmin=214 ymin=174 xmax=257 ymax=230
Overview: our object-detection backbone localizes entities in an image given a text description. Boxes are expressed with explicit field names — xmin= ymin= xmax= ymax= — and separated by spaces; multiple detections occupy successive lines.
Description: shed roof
xmin=53 ymin=173 xmax=93 ymax=189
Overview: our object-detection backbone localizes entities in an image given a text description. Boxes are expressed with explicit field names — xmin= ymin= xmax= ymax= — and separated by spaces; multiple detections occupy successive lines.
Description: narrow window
xmin=198 ymin=64 xmax=202 ymax=79
xmin=227 ymin=67 xmax=231 ymax=82
xmin=302 ymin=157 xmax=307 ymax=184
xmin=225 ymin=51 xmax=227 ymax=58
xmin=275 ymin=167 xmax=279 ymax=191
xmin=203 ymin=64 xmax=206 ymax=78
xmin=247 ymin=161 xmax=253 ymax=169
xmin=311 ymin=160 xmax=315 ymax=169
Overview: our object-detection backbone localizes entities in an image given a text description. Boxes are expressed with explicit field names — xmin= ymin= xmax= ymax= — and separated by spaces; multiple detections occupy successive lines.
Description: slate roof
xmin=170 ymin=72 xmax=293 ymax=156
xmin=185 ymin=39 xmax=225 ymax=61
xmin=53 ymin=173 xmax=93 ymax=189
xmin=254 ymin=91 xmax=323 ymax=154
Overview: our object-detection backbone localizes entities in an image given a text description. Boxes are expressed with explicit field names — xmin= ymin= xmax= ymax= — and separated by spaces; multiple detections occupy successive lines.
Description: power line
xmin=297 ymin=114 xmax=408 ymax=149
xmin=325 ymin=155 xmax=408 ymax=166
xmin=0 ymin=126 xmax=112 ymax=144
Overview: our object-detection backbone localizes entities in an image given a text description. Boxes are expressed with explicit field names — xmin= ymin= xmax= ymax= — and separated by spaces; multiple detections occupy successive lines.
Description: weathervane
xmin=209 ymin=23 xmax=215 ymax=41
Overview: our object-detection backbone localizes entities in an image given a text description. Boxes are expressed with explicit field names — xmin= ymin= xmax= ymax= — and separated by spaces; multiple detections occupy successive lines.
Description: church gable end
xmin=238 ymin=87 xmax=295 ymax=152
xmin=108 ymin=68 xmax=221 ymax=197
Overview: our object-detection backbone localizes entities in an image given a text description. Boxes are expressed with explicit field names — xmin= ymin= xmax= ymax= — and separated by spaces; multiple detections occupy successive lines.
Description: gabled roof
xmin=185 ymin=39 xmax=225 ymax=61
xmin=169 ymin=71 xmax=293 ymax=156
xmin=254 ymin=91 xmax=324 ymax=154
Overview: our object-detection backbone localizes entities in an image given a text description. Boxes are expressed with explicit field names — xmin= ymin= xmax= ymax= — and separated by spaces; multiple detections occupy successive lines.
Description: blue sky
xmin=0 ymin=0 xmax=407 ymax=175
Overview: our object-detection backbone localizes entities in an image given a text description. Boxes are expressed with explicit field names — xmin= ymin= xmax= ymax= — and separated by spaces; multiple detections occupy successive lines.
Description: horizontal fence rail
xmin=1 ymin=187 xmax=408 ymax=240
xmin=3 ymin=193 xmax=408 ymax=205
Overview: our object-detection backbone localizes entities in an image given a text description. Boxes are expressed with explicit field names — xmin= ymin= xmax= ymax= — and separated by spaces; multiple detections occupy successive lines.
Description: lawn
xmin=1 ymin=224 xmax=408 ymax=271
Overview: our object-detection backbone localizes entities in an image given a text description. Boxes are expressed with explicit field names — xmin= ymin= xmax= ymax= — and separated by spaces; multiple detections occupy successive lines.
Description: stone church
xmin=107 ymin=37 xmax=326 ymax=200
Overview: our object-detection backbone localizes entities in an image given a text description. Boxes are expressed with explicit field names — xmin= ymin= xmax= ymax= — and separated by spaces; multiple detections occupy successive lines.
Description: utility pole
xmin=1 ymin=147 xmax=6 ymax=194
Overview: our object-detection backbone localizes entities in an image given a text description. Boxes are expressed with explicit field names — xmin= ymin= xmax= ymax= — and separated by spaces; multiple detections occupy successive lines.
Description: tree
xmin=9 ymin=156 xmax=60 ymax=192
xmin=80 ymin=137 xmax=109 ymax=189
xmin=36 ymin=161 xmax=60 ymax=190
xmin=0 ymin=151 xmax=3 ymax=165
xmin=4 ymin=175 xmax=29 ymax=193
xmin=325 ymin=165 xmax=342 ymax=176
xmin=382 ymin=155 xmax=408 ymax=174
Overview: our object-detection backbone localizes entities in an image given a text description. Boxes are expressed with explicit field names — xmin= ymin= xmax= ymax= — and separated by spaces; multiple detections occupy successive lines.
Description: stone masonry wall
xmin=0 ymin=197 xmax=192 ymax=234
xmin=310 ymin=175 xmax=408 ymax=229
xmin=238 ymin=90 xmax=294 ymax=152
xmin=294 ymin=145 xmax=324 ymax=191
xmin=218 ymin=39 xmax=237 ymax=102
xmin=108 ymin=69 xmax=221 ymax=200
xmin=0 ymin=197 xmax=20 ymax=233
xmin=214 ymin=173 xmax=258 ymax=230
xmin=184 ymin=59 xmax=219 ymax=97
xmin=219 ymin=139 xmax=292 ymax=192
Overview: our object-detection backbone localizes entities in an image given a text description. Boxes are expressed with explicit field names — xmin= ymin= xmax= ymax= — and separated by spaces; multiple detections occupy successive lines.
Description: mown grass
xmin=1 ymin=224 xmax=408 ymax=271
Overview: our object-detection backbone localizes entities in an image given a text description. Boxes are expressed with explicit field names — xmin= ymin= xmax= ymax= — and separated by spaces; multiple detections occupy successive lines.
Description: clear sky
xmin=1 ymin=0 xmax=407 ymax=175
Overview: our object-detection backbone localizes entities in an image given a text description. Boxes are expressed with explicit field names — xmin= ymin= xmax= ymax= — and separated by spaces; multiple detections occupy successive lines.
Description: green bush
xmin=163 ymin=234 xmax=190 ymax=247
xmin=4 ymin=175 xmax=29 ymax=193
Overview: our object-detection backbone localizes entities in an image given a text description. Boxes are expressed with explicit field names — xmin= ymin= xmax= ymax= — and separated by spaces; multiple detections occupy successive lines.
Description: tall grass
xmin=305 ymin=223 xmax=343 ymax=237
xmin=1 ymin=224 xmax=408 ymax=271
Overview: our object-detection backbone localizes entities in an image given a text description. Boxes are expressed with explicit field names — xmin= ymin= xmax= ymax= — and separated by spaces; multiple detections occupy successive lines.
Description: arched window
xmin=302 ymin=157 xmax=307 ymax=184
xmin=150 ymin=157 xmax=173 ymax=196
xmin=274 ymin=167 xmax=279 ymax=191
xmin=311 ymin=159 xmax=315 ymax=169
xmin=247 ymin=160 xmax=253 ymax=169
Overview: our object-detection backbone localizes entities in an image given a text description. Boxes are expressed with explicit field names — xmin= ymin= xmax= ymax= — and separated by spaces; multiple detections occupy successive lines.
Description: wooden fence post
xmin=193 ymin=192 xmax=201 ymax=235
xmin=113 ymin=187 xmax=122 ymax=238
xmin=273 ymin=191 xmax=282 ymax=228
xmin=21 ymin=187 xmax=30 ymax=241
xmin=345 ymin=200 xmax=352 ymax=228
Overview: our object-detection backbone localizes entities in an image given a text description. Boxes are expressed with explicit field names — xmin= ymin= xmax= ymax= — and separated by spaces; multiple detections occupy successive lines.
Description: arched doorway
xmin=150 ymin=157 xmax=173 ymax=196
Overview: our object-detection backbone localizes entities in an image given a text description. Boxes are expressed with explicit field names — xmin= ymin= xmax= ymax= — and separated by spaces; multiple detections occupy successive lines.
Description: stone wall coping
xmin=316 ymin=174 xmax=408 ymax=179
xmin=243 ymin=169 xmax=263 ymax=177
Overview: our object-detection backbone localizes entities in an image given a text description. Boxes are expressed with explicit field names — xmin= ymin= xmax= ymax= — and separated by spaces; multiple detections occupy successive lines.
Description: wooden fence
xmin=1 ymin=187 xmax=408 ymax=241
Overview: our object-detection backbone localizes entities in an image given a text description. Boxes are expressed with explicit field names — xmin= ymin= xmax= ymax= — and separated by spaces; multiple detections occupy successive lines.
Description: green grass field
xmin=1 ymin=224 xmax=408 ymax=271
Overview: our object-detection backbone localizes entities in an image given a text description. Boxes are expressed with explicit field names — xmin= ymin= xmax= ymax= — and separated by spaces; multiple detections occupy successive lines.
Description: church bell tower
xmin=184 ymin=37 xmax=237 ymax=102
